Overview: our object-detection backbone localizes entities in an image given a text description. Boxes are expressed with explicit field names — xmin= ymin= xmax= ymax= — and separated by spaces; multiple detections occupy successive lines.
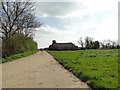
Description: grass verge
xmin=1 ymin=50 xmax=38 ymax=63
xmin=48 ymin=49 xmax=118 ymax=89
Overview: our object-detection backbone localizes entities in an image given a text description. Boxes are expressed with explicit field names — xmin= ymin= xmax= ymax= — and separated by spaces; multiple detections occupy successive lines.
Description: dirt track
xmin=2 ymin=51 xmax=90 ymax=88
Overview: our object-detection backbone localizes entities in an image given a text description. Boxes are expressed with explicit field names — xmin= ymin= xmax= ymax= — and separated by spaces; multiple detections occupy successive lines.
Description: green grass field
xmin=48 ymin=49 xmax=119 ymax=89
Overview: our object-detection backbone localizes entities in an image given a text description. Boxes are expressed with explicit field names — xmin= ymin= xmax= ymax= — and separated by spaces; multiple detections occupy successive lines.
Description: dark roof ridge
xmin=56 ymin=42 xmax=73 ymax=44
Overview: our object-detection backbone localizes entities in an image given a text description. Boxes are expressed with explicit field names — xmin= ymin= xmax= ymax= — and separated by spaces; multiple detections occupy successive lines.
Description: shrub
xmin=2 ymin=34 xmax=37 ymax=57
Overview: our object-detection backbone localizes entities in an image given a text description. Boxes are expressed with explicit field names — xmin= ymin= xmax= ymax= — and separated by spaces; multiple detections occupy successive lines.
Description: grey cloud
xmin=35 ymin=2 xmax=83 ymax=17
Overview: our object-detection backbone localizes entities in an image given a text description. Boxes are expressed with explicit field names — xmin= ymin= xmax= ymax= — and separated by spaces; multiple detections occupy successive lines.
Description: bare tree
xmin=84 ymin=36 xmax=94 ymax=49
xmin=0 ymin=0 xmax=41 ymax=56
xmin=0 ymin=1 xmax=41 ymax=40
xmin=78 ymin=37 xmax=84 ymax=48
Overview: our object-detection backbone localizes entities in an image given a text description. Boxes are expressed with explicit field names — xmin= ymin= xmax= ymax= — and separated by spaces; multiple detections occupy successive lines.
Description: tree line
xmin=78 ymin=36 xmax=119 ymax=49
xmin=0 ymin=1 xmax=41 ymax=57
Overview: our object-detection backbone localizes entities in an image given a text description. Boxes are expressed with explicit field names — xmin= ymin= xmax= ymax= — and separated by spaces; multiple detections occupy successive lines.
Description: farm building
xmin=49 ymin=40 xmax=78 ymax=50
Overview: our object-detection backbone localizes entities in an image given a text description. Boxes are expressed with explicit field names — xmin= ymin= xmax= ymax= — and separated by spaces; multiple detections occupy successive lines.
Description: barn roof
xmin=53 ymin=43 xmax=78 ymax=49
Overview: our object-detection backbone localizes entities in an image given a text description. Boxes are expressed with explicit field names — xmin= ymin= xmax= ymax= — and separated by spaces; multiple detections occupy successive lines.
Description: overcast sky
xmin=33 ymin=0 xmax=119 ymax=49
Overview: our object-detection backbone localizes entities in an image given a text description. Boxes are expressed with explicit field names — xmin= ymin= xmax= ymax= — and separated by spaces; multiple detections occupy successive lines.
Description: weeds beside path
xmin=2 ymin=50 xmax=38 ymax=63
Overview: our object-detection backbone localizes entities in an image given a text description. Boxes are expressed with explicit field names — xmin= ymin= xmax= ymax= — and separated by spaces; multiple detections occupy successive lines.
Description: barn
xmin=49 ymin=40 xmax=78 ymax=50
